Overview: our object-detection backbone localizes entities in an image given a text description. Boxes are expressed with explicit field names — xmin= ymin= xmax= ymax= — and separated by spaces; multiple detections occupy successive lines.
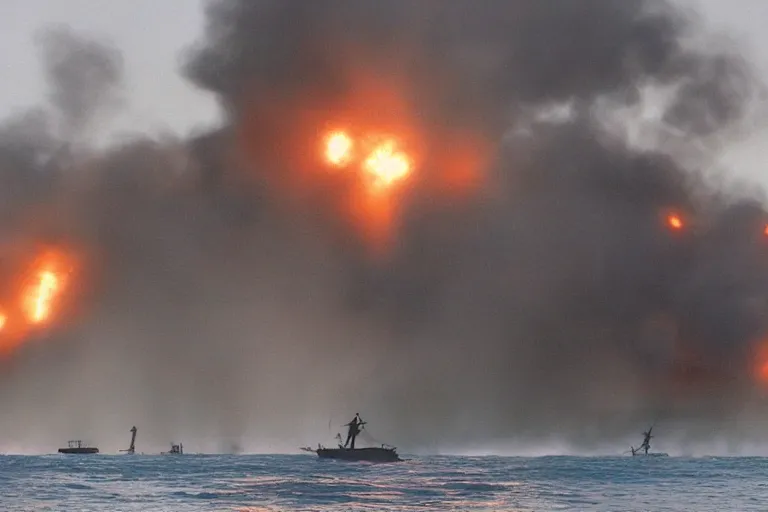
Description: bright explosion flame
xmin=363 ymin=140 xmax=411 ymax=190
xmin=325 ymin=131 xmax=353 ymax=166
xmin=323 ymin=130 xmax=411 ymax=191
xmin=321 ymin=129 xmax=414 ymax=254
xmin=0 ymin=247 xmax=77 ymax=356
xmin=24 ymin=270 xmax=62 ymax=324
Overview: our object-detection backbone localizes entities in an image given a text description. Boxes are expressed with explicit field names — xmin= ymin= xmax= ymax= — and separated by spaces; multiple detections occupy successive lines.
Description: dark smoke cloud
xmin=36 ymin=25 xmax=123 ymax=140
xmin=0 ymin=0 xmax=767 ymax=455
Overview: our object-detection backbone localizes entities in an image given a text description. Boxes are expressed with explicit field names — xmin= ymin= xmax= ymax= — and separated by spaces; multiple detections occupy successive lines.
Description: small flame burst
xmin=19 ymin=251 xmax=73 ymax=327
xmin=763 ymin=224 xmax=768 ymax=237
xmin=755 ymin=343 xmax=768 ymax=386
xmin=325 ymin=131 xmax=353 ymax=166
xmin=0 ymin=311 xmax=6 ymax=331
xmin=667 ymin=214 xmax=684 ymax=230
xmin=363 ymin=140 xmax=411 ymax=191
xmin=25 ymin=270 xmax=61 ymax=324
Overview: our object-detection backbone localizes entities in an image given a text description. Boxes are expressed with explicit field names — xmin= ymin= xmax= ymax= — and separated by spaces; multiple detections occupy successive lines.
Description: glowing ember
xmin=667 ymin=214 xmax=683 ymax=230
xmin=325 ymin=131 xmax=353 ymax=166
xmin=363 ymin=140 xmax=411 ymax=190
xmin=0 ymin=311 xmax=6 ymax=331
xmin=764 ymin=224 xmax=768 ymax=236
xmin=23 ymin=269 xmax=63 ymax=324
xmin=752 ymin=340 xmax=768 ymax=389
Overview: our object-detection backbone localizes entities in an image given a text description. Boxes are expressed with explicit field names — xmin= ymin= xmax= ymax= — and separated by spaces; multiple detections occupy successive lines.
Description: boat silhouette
xmin=161 ymin=443 xmax=183 ymax=455
xmin=58 ymin=440 xmax=99 ymax=454
xmin=301 ymin=413 xmax=401 ymax=462
xmin=629 ymin=425 xmax=669 ymax=457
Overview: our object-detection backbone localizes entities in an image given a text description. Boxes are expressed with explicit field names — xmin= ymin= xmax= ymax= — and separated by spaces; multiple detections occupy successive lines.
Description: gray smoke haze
xmin=1 ymin=0 xmax=768 ymax=456
xmin=36 ymin=26 xmax=123 ymax=142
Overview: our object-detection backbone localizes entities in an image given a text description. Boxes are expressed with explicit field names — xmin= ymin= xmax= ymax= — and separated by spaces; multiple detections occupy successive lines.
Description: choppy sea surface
xmin=1 ymin=453 xmax=767 ymax=511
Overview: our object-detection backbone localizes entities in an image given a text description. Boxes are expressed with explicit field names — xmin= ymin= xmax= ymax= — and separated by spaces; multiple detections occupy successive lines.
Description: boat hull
xmin=58 ymin=447 xmax=99 ymax=454
xmin=316 ymin=447 xmax=400 ymax=462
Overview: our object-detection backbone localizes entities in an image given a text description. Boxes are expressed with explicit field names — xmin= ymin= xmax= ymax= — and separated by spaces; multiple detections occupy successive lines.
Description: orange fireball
xmin=237 ymin=70 xmax=491 ymax=257
xmin=325 ymin=131 xmax=353 ymax=167
xmin=363 ymin=139 xmax=411 ymax=191
xmin=667 ymin=214 xmax=683 ymax=230
xmin=322 ymin=131 xmax=412 ymax=192
xmin=319 ymin=129 xmax=415 ymax=254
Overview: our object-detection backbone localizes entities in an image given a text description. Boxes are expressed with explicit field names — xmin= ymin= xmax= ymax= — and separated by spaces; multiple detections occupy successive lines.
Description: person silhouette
xmin=344 ymin=413 xmax=363 ymax=449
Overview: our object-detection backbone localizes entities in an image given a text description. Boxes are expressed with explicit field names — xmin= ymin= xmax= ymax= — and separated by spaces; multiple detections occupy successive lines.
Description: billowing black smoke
xmin=0 ymin=1 xmax=767 ymax=455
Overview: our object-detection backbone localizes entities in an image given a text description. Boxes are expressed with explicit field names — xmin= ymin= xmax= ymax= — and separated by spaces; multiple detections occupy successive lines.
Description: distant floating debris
xmin=161 ymin=443 xmax=183 ymax=455
xmin=119 ymin=426 xmax=137 ymax=455
xmin=58 ymin=440 xmax=99 ymax=455
xmin=301 ymin=413 xmax=401 ymax=463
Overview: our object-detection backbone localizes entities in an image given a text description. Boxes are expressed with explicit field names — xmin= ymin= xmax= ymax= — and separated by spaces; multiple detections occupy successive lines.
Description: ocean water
xmin=1 ymin=454 xmax=767 ymax=511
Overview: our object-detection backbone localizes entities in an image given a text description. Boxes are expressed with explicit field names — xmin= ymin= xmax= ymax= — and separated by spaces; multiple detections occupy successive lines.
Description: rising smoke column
xmin=181 ymin=0 xmax=768 ymax=452
xmin=0 ymin=0 xmax=767 ymax=455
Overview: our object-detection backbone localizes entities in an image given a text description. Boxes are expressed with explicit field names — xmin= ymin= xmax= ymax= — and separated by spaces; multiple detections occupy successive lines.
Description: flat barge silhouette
xmin=58 ymin=440 xmax=99 ymax=454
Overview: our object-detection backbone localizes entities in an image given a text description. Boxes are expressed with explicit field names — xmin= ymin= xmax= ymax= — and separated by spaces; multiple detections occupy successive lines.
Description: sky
xmin=683 ymin=0 xmax=768 ymax=186
xmin=0 ymin=0 xmax=767 ymax=185
xmin=0 ymin=0 xmax=219 ymax=140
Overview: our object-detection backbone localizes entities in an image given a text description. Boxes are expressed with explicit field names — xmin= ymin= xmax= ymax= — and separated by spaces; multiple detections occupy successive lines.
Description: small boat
xmin=629 ymin=426 xmax=669 ymax=457
xmin=301 ymin=414 xmax=401 ymax=463
xmin=58 ymin=440 xmax=99 ymax=454
xmin=161 ymin=443 xmax=183 ymax=455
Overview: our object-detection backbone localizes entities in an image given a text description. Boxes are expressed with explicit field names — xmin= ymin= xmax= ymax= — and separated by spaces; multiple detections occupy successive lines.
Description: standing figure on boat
xmin=344 ymin=413 xmax=364 ymax=449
